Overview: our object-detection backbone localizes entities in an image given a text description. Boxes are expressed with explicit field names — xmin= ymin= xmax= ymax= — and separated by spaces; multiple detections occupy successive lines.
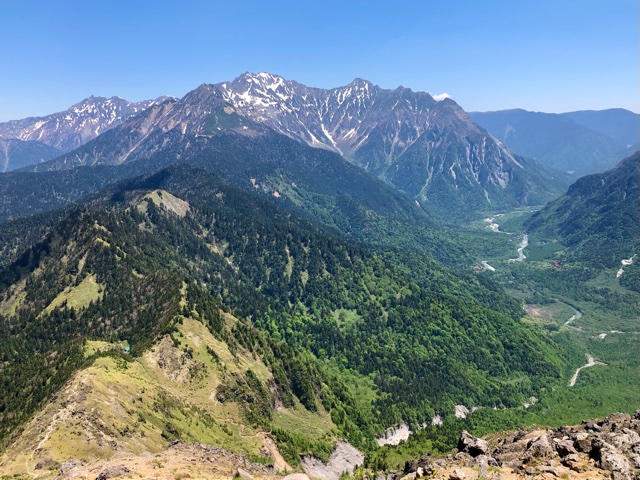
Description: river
xmin=512 ymin=234 xmax=528 ymax=262
xmin=563 ymin=305 xmax=582 ymax=327
xmin=569 ymin=354 xmax=606 ymax=386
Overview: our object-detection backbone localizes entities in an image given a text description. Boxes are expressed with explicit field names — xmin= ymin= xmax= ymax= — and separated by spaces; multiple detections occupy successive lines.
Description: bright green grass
xmin=42 ymin=274 xmax=104 ymax=316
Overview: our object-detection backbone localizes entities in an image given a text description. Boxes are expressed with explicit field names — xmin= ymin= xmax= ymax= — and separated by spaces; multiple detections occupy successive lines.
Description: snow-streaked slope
xmin=0 ymin=96 xmax=173 ymax=154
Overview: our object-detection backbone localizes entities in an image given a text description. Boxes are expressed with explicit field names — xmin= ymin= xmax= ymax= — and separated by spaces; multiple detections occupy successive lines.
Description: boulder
xmin=536 ymin=465 xmax=568 ymax=477
xmin=457 ymin=430 xmax=489 ymax=457
xmin=403 ymin=453 xmax=430 ymax=473
xmin=553 ymin=438 xmax=577 ymax=457
xmin=523 ymin=434 xmax=553 ymax=462
xmin=609 ymin=428 xmax=640 ymax=451
xmin=607 ymin=413 xmax=632 ymax=432
xmin=561 ymin=453 xmax=582 ymax=471
xmin=448 ymin=469 xmax=465 ymax=480
xmin=472 ymin=455 xmax=489 ymax=478
xmin=572 ymin=431 xmax=591 ymax=453
xmin=399 ymin=473 xmax=416 ymax=480
xmin=453 ymin=451 xmax=473 ymax=466
xmin=599 ymin=445 xmax=632 ymax=477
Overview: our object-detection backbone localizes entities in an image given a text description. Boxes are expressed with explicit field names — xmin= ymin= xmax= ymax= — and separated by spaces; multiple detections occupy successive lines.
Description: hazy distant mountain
xmin=470 ymin=108 xmax=638 ymax=175
xmin=0 ymin=138 xmax=61 ymax=172
xmin=0 ymin=95 xmax=172 ymax=166
xmin=562 ymin=108 xmax=639 ymax=149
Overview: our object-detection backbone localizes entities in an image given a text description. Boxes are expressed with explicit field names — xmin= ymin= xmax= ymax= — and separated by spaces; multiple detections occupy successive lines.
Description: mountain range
xmin=470 ymin=108 xmax=639 ymax=176
xmin=22 ymin=73 xmax=569 ymax=216
xmin=0 ymin=95 xmax=171 ymax=171
xmin=0 ymin=72 xmax=638 ymax=479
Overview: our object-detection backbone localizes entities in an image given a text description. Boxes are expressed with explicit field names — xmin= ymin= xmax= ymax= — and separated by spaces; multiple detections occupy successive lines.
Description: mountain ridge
xmin=23 ymin=73 xmax=570 ymax=215
xmin=470 ymin=108 xmax=638 ymax=175
xmin=0 ymin=95 xmax=174 ymax=169
xmin=0 ymin=164 xmax=566 ymax=456
xmin=525 ymin=151 xmax=639 ymax=270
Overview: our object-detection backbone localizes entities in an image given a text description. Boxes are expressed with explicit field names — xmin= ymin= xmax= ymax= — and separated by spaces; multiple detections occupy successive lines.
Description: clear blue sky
xmin=1 ymin=0 xmax=637 ymax=121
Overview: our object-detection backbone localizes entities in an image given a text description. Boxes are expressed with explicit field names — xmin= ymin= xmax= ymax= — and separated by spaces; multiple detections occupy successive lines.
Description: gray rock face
xmin=457 ymin=430 xmax=490 ymax=457
xmin=218 ymin=73 xmax=560 ymax=212
xmin=301 ymin=440 xmax=364 ymax=480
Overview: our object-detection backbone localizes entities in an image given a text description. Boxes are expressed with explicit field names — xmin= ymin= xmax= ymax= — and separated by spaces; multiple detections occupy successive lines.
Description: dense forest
xmin=526 ymin=151 xmax=639 ymax=269
xmin=0 ymin=165 xmax=568 ymax=453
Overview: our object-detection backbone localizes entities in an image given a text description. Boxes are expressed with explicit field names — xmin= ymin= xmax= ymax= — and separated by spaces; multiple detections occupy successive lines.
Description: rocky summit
xmin=399 ymin=411 xmax=640 ymax=480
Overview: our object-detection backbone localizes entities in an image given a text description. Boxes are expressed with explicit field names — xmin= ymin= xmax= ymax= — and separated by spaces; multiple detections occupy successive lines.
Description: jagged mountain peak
xmin=225 ymin=71 xmax=296 ymax=94
xmin=182 ymin=83 xmax=224 ymax=105
xmin=345 ymin=77 xmax=375 ymax=90
xmin=25 ymin=73 xmax=569 ymax=214
xmin=0 ymin=94 xmax=163 ymax=154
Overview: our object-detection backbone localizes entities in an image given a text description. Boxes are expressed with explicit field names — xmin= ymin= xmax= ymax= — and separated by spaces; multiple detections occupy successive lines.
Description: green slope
xmin=525 ymin=151 xmax=639 ymax=269
xmin=2 ymin=127 xmax=468 ymax=265
xmin=0 ymin=165 xmax=567 ymax=456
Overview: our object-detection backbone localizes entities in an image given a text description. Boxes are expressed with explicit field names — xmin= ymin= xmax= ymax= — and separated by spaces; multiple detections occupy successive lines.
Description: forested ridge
xmin=525 ymin=151 xmax=639 ymax=268
xmin=0 ymin=165 xmax=567 ymax=456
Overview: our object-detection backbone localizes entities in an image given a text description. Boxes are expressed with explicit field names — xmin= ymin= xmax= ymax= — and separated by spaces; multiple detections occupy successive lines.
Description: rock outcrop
xmin=399 ymin=411 xmax=640 ymax=480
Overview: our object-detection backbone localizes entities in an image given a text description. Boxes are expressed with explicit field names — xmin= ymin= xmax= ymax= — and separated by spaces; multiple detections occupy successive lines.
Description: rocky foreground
xmin=3 ymin=412 xmax=639 ymax=479
xmin=399 ymin=411 xmax=640 ymax=480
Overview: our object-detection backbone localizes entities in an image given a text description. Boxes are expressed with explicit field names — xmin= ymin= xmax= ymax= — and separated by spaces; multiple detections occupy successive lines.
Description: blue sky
xmin=0 ymin=0 xmax=637 ymax=121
